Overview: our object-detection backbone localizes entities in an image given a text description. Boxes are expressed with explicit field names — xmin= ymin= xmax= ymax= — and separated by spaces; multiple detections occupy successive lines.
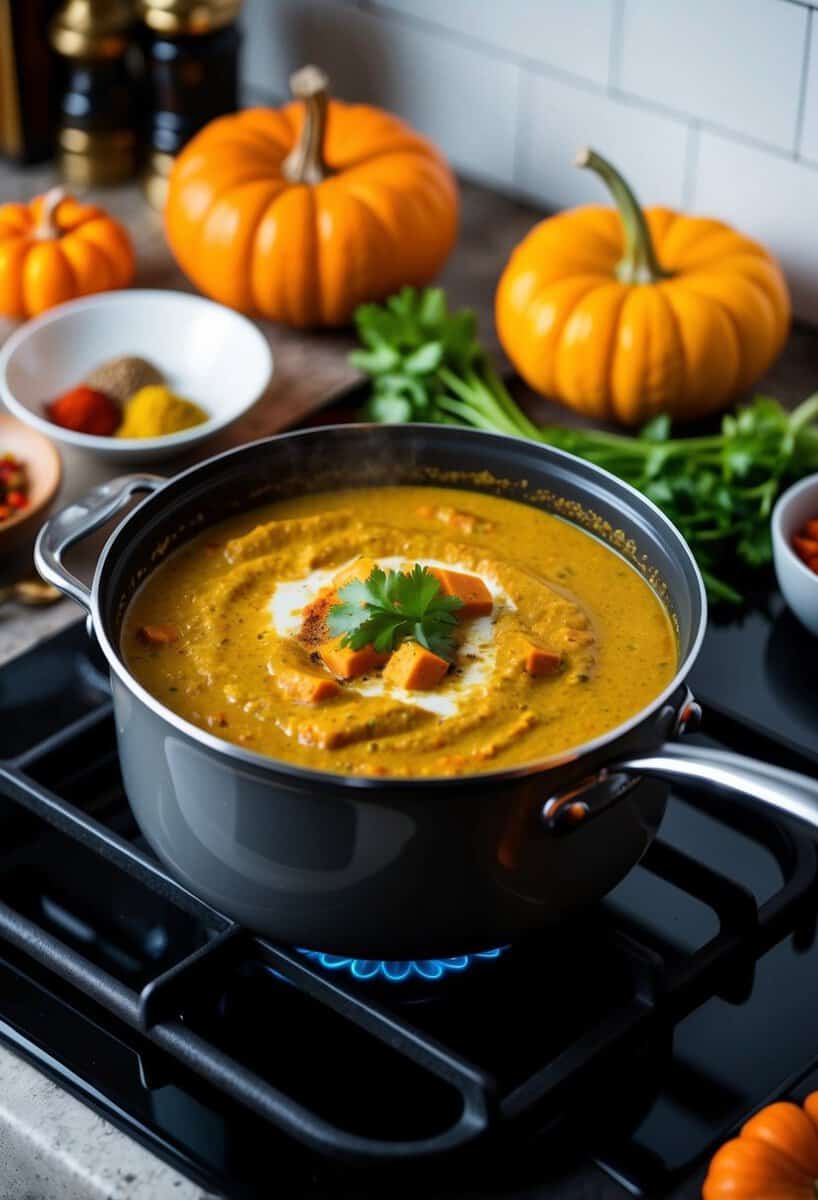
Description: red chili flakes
xmin=0 ymin=453 xmax=29 ymax=522
xmin=792 ymin=517 xmax=818 ymax=575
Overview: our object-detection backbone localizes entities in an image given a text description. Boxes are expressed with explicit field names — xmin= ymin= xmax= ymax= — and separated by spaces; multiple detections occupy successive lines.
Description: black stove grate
xmin=2 ymin=623 xmax=818 ymax=1197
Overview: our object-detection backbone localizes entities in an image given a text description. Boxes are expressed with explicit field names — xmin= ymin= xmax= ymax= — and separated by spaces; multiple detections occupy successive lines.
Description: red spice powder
xmin=46 ymin=385 xmax=120 ymax=436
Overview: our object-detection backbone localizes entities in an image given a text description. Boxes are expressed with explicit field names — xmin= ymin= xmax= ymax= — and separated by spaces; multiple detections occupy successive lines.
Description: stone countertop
xmin=1 ymin=163 xmax=818 ymax=1200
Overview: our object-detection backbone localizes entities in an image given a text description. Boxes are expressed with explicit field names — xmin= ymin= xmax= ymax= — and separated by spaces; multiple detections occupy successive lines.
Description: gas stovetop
xmin=0 ymin=598 xmax=817 ymax=1200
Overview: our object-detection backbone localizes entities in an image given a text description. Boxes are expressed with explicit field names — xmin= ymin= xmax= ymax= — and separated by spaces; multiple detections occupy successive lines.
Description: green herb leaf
xmin=404 ymin=341 xmax=444 ymax=375
xmin=327 ymin=564 xmax=463 ymax=661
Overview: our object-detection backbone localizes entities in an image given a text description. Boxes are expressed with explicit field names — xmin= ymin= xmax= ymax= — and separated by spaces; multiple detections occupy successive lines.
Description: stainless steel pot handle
xmin=615 ymin=742 xmax=818 ymax=833
xmin=35 ymin=474 xmax=164 ymax=612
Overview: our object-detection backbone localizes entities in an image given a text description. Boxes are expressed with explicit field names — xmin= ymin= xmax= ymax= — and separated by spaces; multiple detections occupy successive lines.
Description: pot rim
xmin=90 ymin=422 xmax=708 ymax=792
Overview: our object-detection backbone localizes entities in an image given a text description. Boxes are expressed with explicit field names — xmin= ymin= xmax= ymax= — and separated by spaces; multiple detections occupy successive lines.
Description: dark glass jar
xmin=57 ymin=55 xmax=139 ymax=185
xmin=148 ymin=22 xmax=239 ymax=155
xmin=140 ymin=0 xmax=242 ymax=208
xmin=50 ymin=0 xmax=140 ymax=187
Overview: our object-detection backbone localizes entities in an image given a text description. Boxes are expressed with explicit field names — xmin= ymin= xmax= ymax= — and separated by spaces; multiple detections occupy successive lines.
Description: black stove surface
xmin=0 ymin=614 xmax=817 ymax=1200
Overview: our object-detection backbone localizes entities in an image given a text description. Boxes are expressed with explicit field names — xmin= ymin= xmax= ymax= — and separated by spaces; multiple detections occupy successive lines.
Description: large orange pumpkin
xmin=703 ymin=1093 xmax=818 ymax=1198
xmin=164 ymin=65 xmax=459 ymax=328
xmin=0 ymin=188 xmax=134 ymax=320
xmin=495 ymin=149 xmax=790 ymax=425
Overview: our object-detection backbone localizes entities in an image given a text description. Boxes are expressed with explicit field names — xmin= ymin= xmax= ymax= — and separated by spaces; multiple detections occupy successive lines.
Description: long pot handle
xmin=615 ymin=742 xmax=818 ymax=833
xmin=35 ymin=474 xmax=164 ymax=612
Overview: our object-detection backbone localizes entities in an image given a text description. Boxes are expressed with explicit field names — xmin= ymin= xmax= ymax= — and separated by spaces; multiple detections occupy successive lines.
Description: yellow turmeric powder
xmin=116 ymin=385 xmax=208 ymax=439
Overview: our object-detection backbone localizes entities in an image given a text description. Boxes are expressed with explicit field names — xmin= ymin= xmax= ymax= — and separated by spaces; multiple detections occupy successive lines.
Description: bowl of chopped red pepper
xmin=773 ymin=473 xmax=818 ymax=636
xmin=0 ymin=413 xmax=61 ymax=553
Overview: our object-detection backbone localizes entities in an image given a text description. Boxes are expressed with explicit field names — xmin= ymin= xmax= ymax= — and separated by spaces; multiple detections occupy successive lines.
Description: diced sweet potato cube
xmin=429 ymin=567 xmax=493 ymax=618
xmin=276 ymin=666 xmax=340 ymax=704
xmin=383 ymin=641 xmax=449 ymax=690
xmin=138 ymin=624 xmax=179 ymax=646
xmin=805 ymin=519 xmax=818 ymax=540
xmin=524 ymin=644 xmax=562 ymax=677
xmin=808 ymin=555 xmax=818 ymax=576
xmin=333 ymin=557 xmax=378 ymax=588
xmin=319 ymin=637 xmax=389 ymax=680
xmin=793 ymin=535 xmax=818 ymax=561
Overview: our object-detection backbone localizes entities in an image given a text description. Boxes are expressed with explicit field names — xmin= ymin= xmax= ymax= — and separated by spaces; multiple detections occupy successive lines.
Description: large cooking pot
xmin=35 ymin=425 xmax=818 ymax=958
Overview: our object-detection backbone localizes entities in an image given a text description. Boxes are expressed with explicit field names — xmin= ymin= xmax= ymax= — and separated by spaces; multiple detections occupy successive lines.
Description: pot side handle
xmin=615 ymin=742 xmax=818 ymax=834
xmin=35 ymin=474 xmax=164 ymax=613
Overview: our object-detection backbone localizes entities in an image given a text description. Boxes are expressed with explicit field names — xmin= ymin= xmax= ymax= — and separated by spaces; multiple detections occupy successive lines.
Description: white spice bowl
xmin=0 ymin=289 xmax=273 ymax=464
xmin=772 ymin=473 xmax=818 ymax=637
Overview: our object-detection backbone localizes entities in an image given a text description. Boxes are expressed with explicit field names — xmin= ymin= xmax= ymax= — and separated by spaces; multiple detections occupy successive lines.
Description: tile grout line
xmin=795 ymin=5 xmax=814 ymax=155
xmin=608 ymin=0 xmax=626 ymax=89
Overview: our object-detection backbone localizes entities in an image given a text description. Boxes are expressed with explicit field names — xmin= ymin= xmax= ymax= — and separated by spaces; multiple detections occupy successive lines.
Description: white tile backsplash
xmin=249 ymin=0 xmax=521 ymax=186
xmin=620 ymin=0 xmax=807 ymax=149
xmin=695 ymin=131 xmax=818 ymax=324
xmin=373 ymin=0 xmax=615 ymax=86
xmin=241 ymin=0 xmax=312 ymax=99
xmin=516 ymin=71 xmax=689 ymax=210
xmin=240 ymin=0 xmax=818 ymax=322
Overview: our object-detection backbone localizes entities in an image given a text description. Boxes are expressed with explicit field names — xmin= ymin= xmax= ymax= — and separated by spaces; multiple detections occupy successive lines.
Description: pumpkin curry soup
xmin=121 ymin=486 xmax=677 ymax=777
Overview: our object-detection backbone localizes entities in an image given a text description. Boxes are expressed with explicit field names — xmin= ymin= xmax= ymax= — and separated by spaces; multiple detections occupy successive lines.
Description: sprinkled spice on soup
xmin=121 ymin=486 xmax=677 ymax=777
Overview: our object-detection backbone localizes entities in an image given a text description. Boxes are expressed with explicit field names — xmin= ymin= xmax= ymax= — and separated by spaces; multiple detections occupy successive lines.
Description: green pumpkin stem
xmin=575 ymin=147 xmax=669 ymax=285
xmin=282 ymin=64 xmax=332 ymax=185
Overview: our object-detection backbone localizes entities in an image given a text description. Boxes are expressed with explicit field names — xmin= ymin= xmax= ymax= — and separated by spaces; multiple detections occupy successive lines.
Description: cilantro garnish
xmin=327 ymin=564 xmax=463 ymax=660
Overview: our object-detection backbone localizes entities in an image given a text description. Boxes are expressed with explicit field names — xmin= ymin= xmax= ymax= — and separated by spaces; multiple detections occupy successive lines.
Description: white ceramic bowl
xmin=772 ymin=473 xmax=818 ymax=636
xmin=0 ymin=289 xmax=273 ymax=464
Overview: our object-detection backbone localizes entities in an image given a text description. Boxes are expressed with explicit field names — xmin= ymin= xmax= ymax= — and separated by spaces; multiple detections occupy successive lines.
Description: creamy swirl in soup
xmin=121 ymin=486 xmax=677 ymax=777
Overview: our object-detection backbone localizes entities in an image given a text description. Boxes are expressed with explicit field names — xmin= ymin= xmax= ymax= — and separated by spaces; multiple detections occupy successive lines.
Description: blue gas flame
xmin=297 ymin=945 xmax=508 ymax=982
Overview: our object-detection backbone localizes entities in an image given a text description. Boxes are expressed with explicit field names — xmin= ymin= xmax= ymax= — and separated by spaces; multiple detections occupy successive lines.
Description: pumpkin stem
xmin=33 ymin=187 xmax=67 ymax=241
xmin=282 ymin=64 xmax=332 ymax=185
xmin=575 ymin=148 xmax=669 ymax=285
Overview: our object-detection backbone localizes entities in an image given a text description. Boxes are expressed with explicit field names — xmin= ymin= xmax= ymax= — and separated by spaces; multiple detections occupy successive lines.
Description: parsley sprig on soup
xmin=122 ymin=486 xmax=677 ymax=777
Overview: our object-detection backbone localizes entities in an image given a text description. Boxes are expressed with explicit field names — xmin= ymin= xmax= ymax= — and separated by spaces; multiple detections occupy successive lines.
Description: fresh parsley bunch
xmin=543 ymin=396 xmax=818 ymax=604
xmin=351 ymin=286 xmax=541 ymax=439
xmin=327 ymin=564 xmax=462 ymax=660
xmin=350 ymin=286 xmax=818 ymax=604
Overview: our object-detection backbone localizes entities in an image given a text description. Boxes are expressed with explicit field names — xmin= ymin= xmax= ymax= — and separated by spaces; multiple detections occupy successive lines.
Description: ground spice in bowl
xmin=116 ymin=385 xmax=208 ymax=438
xmin=83 ymin=356 xmax=164 ymax=405
xmin=46 ymin=385 xmax=120 ymax=436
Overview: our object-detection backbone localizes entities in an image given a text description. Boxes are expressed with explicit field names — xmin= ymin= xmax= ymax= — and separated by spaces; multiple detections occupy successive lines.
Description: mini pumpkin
xmin=0 ymin=188 xmax=134 ymax=320
xmin=703 ymin=1093 xmax=818 ymax=1198
xmin=164 ymin=65 xmax=459 ymax=328
xmin=495 ymin=149 xmax=791 ymax=425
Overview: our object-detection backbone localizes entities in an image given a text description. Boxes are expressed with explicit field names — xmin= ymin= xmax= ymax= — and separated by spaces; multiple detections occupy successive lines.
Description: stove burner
xmin=297 ymin=945 xmax=508 ymax=983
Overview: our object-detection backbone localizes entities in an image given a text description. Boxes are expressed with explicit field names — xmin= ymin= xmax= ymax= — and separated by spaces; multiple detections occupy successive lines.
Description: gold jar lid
xmin=139 ymin=0 xmax=242 ymax=34
xmin=50 ymin=0 xmax=138 ymax=59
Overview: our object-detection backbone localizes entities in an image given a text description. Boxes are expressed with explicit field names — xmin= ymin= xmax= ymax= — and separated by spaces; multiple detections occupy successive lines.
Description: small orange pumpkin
xmin=164 ymin=65 xmax=459 ymax=328
xmin=703 ymin=1092 xmax=818 ymax=1198
xmin=495 ymin=149 xmax=791 ymax=425
xmin=0 ymin=188 xmax=134 ymax=320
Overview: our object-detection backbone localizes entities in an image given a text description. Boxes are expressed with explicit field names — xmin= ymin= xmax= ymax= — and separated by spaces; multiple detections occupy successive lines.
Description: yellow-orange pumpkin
xmin=495 ymin=149 xmax=791 ymax=425
xmin=0 ymin=189 xmax=134 ymax=320
xmin=704 ymin=1092 xmax=818 ymax=1198
xmin=164 ymin=65 xmax=459 ymax=328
